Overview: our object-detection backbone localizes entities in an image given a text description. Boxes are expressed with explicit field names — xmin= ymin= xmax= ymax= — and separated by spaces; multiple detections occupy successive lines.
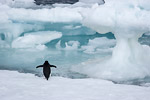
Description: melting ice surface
xmin=0 ymin=0 xmax=150 ymax=85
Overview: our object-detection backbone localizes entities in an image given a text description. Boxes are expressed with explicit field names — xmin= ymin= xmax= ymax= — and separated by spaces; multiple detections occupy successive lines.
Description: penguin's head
xmin=45 ymin=60 xmax=48 ymax=63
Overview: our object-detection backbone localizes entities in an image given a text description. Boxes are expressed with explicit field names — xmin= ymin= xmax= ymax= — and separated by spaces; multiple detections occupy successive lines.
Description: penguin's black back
xmin=43 ymin=61 xmax=51 ymax=80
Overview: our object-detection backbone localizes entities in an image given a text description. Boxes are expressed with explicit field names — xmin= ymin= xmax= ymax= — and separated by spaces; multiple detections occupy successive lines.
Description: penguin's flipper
xmin=50 ymin=65 xmax=57 ymax=68
xmin=36 ymin=65 xmax=44 ymax=68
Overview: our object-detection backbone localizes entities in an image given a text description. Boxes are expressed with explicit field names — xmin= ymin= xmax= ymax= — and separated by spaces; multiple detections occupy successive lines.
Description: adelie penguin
xmin=36 ymin=61 xmax=57 ymax=80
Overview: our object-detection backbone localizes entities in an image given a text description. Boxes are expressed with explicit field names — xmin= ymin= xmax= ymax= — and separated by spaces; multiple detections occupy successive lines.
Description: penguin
xmin=36 ymin=61 xmax=57 ymax=80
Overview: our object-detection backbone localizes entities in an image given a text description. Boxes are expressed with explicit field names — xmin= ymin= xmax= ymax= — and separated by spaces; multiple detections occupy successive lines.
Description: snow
xmin=0 ymin=70 xmax=150 ymax=100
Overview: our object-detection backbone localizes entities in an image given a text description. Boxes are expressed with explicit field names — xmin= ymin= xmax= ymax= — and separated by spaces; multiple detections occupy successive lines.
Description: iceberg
xmin=74 ymin=0 xmax=150 ymax=81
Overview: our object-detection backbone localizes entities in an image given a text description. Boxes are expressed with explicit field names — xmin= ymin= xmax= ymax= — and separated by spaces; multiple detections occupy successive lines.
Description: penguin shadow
xmin=36 ymin=61 xmax=57 ymax=80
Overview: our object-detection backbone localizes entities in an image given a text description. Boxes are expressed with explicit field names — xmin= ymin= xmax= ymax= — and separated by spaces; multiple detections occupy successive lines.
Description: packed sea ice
xmin=0 ymin=70 xmax=150 ymax=100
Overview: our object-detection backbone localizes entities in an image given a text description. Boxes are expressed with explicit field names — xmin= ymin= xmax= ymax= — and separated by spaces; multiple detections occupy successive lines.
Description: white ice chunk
xmin=82 ymin=3 xmax=150 ymax=37
xmin=81 ymin=37 xmax=116 ymax=54
xmin=65 ymin=41 xmax=80 ymax=50
xmin=0 ymin=23 xmax=44 ymax=47
xmin=63 ymin=25 xmax=81 ymax=30
xmin=0 ymin=0 xmax=35 ymax=8
xmin=56 ymin=41 xmax=80 ymax=51
xmin=7 ymin=7 xmax=82 ymax=23
xmin=12 ymin=31 xmax=62 ymax=49
xmin=0 ymin=4 xmax=83 ymax=23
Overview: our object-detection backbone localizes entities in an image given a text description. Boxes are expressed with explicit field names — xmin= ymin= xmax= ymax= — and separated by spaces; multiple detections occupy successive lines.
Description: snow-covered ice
xmin=0 ymin=70 xmax=150 ymax=100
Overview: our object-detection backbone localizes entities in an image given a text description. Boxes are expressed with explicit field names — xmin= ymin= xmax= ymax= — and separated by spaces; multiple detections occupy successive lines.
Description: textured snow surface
xmin=0 ymin=70 xmax=150 ymax=100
